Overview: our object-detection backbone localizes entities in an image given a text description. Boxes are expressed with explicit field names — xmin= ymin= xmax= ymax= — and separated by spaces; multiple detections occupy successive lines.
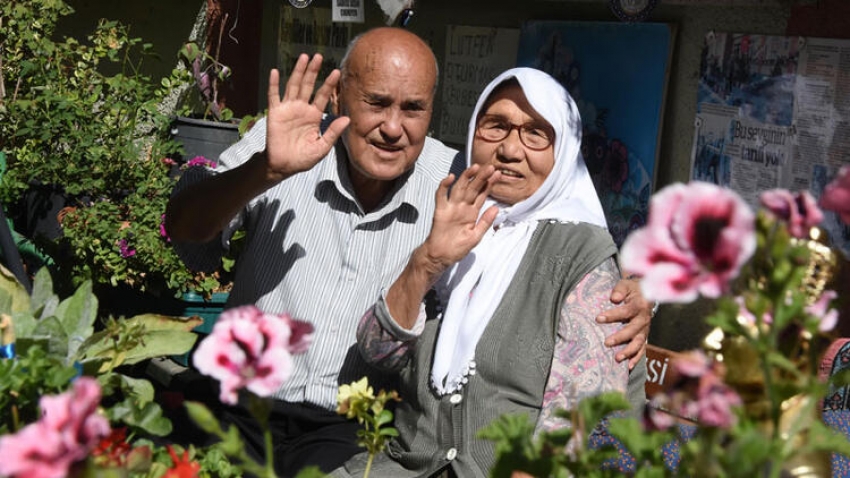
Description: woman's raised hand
xmin=263 ymin=54 xmax=350 ymax=181
xmin=420 ymin=164 xmax=501 ymax=271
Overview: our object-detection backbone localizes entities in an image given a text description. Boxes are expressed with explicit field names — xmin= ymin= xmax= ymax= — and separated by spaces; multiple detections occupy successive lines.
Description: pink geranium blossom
xmin=620 ymin=182 xmax=756 ymax=303
xmin=183 ymin=156 xmax=218 ymax=169
xmin=193 ymin=305 xmax=314 ymax=404
xmin=759 ymin=189 xmax=823 ymax=238
xmin=660 ymin=351 xmax=742 ymax=429
xmin=806 ymin=289 xmax=838 ymax=332
xmin=0 ymin=377 xmax=110 ymax=478
xmin=819 ymin=165 xmax=850 ymax=224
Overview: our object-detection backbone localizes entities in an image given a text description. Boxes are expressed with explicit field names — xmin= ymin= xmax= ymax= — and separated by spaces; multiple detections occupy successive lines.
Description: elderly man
xmin=166 ymin=27 xmax=652 ymax=477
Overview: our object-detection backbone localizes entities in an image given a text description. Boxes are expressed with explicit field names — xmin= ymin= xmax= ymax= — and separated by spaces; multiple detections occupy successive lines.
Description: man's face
xmin=333 ymin=50 xmax=435 ymax=187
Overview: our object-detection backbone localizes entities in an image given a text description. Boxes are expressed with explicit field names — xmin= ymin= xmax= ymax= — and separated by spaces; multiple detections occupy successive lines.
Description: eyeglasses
xmin=475 ymin=115 xmax=554 ymax=150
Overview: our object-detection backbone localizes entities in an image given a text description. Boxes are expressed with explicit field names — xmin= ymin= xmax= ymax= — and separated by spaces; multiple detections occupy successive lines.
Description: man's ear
xmin=330 ymin=84 xmax=341 ymax=116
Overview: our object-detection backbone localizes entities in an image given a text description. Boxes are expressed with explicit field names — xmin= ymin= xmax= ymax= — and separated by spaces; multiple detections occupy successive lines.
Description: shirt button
xmin=446 ymin=448 xmax=457 ymax=461
xmin=449 ymin=393 xmax=463 ymax=404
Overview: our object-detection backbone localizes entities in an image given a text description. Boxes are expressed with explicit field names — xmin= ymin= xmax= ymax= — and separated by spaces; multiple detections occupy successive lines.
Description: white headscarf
xmin=430 ymin=67 xmax=608 ymax=395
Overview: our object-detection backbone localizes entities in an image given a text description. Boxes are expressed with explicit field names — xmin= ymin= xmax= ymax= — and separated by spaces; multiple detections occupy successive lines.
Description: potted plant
xmin=0 ymin=0 xmax=238 ymax=314
xmin=170 ymin=0 xmax=245 ymax=164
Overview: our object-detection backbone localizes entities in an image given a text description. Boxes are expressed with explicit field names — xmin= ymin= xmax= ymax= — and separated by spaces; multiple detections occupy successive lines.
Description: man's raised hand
xmin=264 ymin=54 xmax=350 ymax=181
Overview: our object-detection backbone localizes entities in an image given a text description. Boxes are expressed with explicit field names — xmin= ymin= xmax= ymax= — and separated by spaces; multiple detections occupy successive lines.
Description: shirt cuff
xmin=373 ymin=288 xmax=426 ymax=340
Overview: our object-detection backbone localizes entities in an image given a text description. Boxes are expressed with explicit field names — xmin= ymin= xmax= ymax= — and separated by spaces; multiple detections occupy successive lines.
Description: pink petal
xmin=819 ymin=166 xmax=850 ymax=224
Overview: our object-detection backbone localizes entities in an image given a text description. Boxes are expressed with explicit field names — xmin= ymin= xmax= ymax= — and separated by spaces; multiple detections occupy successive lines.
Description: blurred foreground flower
xmin=620 ymin=181 xmax=756 ymax=303
xmin=194 ymin=305 xmax=314 ymax=405
xmin=187 ymin=305 xmax=314 ymax=478
xmin=0 ymin=377 xmax=110 ymax=478
xmin=336 ymin=377 xmax=400 ymax=478
xmin=759 ymin=189 xmax=823 ymax=239
xmin=819 ymin=165 xmax=850 ymax=224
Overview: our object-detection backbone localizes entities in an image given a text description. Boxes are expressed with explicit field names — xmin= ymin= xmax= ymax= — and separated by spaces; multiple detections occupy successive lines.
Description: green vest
xmin=335 ymin=221 xmax=646 ymax=478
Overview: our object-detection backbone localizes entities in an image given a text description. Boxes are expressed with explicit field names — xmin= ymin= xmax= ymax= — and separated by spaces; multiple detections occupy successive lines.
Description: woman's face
xmin=471 ymin=84 xmax=555 ymax=205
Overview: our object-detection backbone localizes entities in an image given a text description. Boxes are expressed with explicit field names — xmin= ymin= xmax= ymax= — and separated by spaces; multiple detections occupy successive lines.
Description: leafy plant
xmin=336 ymin=377 xmax=401 ymax=478
xmin=0 ymin=0 xmax=239 ymax=298
xmin=0 ymin=265 xmax=201 ymax=436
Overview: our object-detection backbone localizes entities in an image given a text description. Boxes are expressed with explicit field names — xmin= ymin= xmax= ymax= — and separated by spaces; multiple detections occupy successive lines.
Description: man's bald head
xmin=339 ymin=27 xmax=439 ymax=95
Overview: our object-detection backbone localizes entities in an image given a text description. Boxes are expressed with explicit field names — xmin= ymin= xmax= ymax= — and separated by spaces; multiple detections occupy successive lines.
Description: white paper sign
xmin=332 ymin=0 xmax=364 ymax=23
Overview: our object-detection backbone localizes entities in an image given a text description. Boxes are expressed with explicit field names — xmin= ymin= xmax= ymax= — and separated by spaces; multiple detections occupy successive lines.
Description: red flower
xmin=164 ymin=446 xmax=201 ymax=478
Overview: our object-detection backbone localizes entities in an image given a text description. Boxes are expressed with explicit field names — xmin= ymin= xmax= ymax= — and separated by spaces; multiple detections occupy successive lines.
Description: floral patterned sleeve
xmin=356 ymin=290 xmax=427 ymax=373
xmin=535 ymin=256 xmax=629 ymax=435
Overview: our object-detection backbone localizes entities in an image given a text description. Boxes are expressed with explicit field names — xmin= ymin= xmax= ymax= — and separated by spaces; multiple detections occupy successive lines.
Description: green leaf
xmin=0 ymin=264 xmax=31 ymax=313
xmin=115 ymin=329 xmax=198 ymax=366
xmin=293 ymin=466 xmax=328 ymax=478
xmin=375 ymin=408 xmax=394 ymax=427
xmin=185 ymin=401 xmax=225 ymax=436
xmin=54 ymin=280 xmax=97 ymax=360
xmin=30 ymin=316 xmax=69 ymax=360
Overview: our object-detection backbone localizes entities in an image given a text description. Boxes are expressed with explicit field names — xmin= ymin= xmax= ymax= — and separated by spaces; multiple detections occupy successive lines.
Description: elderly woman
xmin=333 ymin=67 xmax=641 ymax=478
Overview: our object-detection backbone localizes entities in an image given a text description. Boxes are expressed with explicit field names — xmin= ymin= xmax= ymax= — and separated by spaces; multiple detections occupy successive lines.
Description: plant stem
xmin=265 ymin=427 xmax=276 ymax=478
xmin=363 ymin=452 xmax=375 ymax=478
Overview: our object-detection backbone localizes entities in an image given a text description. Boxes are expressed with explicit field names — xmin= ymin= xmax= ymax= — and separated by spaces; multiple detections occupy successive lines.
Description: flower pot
xmin=170 ymin=116 xmax=239 ymax=164
xmin=170 ymin=291 xmax=229 ymax=367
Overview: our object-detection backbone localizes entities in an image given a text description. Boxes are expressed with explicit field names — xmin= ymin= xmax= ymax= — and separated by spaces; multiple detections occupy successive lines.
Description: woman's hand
xmin=263 ymin=54 xmax=350 ymax=182
xmin=418 ymin=164 xmax=501 ymax=274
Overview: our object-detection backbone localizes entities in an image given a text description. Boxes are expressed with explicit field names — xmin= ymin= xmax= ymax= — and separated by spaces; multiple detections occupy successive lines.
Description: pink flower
xmin=184 ymin=156 xmax=217 ymax=169
xmin=735 ymin=296 xmax=772 ymax=327
xmin=161 ymin=157 xmax=178 ymax=167
xmin=644 ymin=396 xmax=676 ymax=431
xmin=0 ymin=377 xmax=110 ymax=478
xmin=620 ymin=182 xmax=756 ymax=303
xmin=806 ymin=289 xmax=838 ymax=332
xmin=690 ymin=379 xmax=741 ymax=428
xmin=160 ymin=214 xmax=171 ymax=242
xmin=673 ymin=350 xmax=711 ymax=378
xmin=118 ymin=239 xmax=136 ymax=258
xmin=193 ymin=305 xmax=314 ymax=404
xmin=819 ymin=166 xmax=850 ymax=224
xmin=662 ymin=351 xmax=741 ymax=429
xmin=759 ymin=189 xmax=823 ymax=238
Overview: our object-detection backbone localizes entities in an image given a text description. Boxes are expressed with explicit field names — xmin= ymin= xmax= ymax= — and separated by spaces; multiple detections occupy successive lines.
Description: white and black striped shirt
xmin=176 ymin=118 xmax=461 ymax=410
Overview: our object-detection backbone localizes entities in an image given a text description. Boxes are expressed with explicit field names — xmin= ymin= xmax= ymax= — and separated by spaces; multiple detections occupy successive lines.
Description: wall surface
xmin=263 ymin=0 xmax=795 ymax=351
xmin=55 ymin=0 xmax=848 ymax=352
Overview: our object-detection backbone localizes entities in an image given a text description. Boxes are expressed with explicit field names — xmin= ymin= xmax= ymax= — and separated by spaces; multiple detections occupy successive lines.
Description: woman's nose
xmin=497 ymin=130 xmax=525 ymax=161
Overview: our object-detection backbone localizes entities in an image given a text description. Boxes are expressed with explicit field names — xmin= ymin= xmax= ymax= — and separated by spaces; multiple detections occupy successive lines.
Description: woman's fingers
xmin=453 ymin=164 xmax=497 ymax=203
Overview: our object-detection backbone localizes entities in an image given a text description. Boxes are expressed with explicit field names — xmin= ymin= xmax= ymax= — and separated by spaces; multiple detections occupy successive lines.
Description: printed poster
xmin=517 ymin=21 xmax=673 ymax=246
xmin=690 ymin=32 xmax=850 ymax=256
xmin=438 ymin=26 xmax=520 ymax=146
xmin=278 ymin=7 xmax=356 ymax=82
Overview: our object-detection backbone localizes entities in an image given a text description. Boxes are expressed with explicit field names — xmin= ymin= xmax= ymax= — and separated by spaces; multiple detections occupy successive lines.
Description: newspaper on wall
xmin=690 ymin=32 xmax=850 ymax=255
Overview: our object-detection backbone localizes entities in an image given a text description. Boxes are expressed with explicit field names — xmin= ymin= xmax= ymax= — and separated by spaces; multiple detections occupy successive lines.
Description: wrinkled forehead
xmin=478 ymin=81 xmax=551 ymax=127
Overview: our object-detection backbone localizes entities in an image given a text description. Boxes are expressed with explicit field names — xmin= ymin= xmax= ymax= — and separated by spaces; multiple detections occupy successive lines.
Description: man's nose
xmin=380 ymin=108 xmax=403 ymax=140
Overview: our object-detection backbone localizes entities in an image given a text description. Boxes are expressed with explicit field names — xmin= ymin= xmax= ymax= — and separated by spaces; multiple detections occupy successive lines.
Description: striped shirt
xmin=175 ymin=118 xmax=461 ymax=410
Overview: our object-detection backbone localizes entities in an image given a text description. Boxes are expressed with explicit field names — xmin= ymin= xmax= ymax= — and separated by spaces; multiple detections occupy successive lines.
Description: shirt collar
xmin=317 ymin=144 xmax=421 ymax=218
